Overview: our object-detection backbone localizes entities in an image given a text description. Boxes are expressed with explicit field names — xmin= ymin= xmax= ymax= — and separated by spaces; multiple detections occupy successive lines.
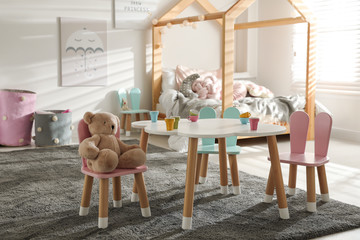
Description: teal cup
xmin=150 ymin=111 xmax=159 ymax=122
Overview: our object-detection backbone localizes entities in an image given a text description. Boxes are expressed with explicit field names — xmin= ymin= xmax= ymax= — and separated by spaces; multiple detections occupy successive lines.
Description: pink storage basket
xmin=0 ymin=89 xmax=36 ymax=146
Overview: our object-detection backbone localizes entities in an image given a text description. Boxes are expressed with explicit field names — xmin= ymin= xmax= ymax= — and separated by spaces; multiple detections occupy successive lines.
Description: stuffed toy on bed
xmin=78 ymin=112 xmax=146 ymax=173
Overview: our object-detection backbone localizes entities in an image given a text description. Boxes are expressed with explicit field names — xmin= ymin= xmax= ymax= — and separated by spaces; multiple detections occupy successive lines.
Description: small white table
xmin=132 ymin=119 xmax=288 ymax=229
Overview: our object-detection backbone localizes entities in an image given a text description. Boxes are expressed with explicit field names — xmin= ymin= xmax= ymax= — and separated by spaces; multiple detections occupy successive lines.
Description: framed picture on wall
xmin=114 ymin=0 xmax=160 ymax=29
xmin=59 ymin=17 xmax=107 ymax=86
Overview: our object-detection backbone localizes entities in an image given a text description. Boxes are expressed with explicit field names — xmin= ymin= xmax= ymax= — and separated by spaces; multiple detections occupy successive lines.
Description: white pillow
xmin=161 ymin=68 xmax=176 ymax=91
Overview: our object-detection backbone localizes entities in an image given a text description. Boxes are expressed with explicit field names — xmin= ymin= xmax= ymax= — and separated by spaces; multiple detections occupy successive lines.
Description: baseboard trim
xmin=332 ymin=128 xmax=360 ymax=142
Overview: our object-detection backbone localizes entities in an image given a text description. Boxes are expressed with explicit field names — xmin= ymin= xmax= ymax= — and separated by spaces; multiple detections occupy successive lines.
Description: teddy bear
xmin=78 ymin=111 xmax=146 ymax=173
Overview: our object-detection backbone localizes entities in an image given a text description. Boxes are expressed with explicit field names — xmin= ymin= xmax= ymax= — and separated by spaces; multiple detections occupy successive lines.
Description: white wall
xmin=257 ymin=0 xmax=360 ymax=141
xmin=0 ymin=0 xmax=155 ymax=143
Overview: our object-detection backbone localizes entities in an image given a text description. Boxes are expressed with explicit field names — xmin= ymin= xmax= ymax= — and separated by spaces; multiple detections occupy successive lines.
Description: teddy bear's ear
xmin=83 ymin=112 xmax=94 ymax=125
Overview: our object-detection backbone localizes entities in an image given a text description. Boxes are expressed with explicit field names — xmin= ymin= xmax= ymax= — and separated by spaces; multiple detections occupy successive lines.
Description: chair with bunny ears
xmin=264 ymin=111 xmax=332 ymax=212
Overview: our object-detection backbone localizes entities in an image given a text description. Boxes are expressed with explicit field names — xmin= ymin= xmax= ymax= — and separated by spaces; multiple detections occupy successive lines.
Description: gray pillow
xmin=179 ymin=73 xmax=200 ymax=98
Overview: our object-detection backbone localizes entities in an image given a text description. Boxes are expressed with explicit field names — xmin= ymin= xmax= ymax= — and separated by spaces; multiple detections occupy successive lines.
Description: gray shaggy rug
xmin=0 ymin=140 xmax=360 ymax=240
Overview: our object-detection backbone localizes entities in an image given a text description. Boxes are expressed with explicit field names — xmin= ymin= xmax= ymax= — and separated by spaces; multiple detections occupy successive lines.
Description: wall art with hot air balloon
xmin=60 ymin=18 xmax=107 ymax=86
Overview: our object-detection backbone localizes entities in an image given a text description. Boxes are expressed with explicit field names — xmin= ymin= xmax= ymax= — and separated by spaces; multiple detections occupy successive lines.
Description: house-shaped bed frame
xmin=151 ymin=0 xmax=316 ymax=138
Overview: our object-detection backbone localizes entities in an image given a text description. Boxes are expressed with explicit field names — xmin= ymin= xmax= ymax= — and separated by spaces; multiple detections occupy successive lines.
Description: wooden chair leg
xmin=98 ymin=178 xmax=109 ymax=228
xmin=135 ymin=113 xmax=141 ymax=121
xmin=264 ymin=166 xmax=275 ymax=203
xmin=199 ymin=154 xmax=209 ymax=184
xmin=288 ymin=164 xmax=297 ymax=195
xmin=112 ymin=177 xmax=122 ymax=207
xmin=120 ymin=114 xmax=126 ymax=134
xmin=228 ymin=154 xmax=240 ymax=195
xmin=306 ymin=166 xmax=316 ymax=212
xmin=317 ymin=165 xmax=329 ymax=202
xmin=126 ymin=114 xmax=131 ymax=136
xmin=194 ymin=153 xmax=202 ymax=192
xmin=143 ymin=113 xmax=149 ymax=120
xmin=131 ymin=179 xmax=139 ymax=202
xmin=134 ymin=173 xmax=151 ymax=217
xmin=218 ymin=138 xmax=228 ymax=194
xmin=79 ymin=175 xmax=93 ymax=216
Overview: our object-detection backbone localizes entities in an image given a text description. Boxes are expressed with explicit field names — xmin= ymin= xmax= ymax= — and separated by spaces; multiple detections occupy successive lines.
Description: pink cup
xmin=188 ymin=115 xmax=199 ymax=122
xmin=249 ymin=117 xmax=259 ymax=130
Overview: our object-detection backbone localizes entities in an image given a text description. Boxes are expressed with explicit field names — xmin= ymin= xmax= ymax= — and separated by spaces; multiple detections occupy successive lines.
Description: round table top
xmin=141 ymin=118 xmax=286 ymax=138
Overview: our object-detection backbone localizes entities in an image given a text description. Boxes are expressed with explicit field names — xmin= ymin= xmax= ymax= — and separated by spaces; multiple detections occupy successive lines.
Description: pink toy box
xmin=0 ymin=89 xmax=36 ymax=146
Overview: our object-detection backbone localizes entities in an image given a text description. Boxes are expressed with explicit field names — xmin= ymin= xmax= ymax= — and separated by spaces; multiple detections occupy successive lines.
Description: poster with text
xmin=115 ymin=0 xmax=159 ymax=29
xmin=60 ymin=18 xmax=107 ymax=86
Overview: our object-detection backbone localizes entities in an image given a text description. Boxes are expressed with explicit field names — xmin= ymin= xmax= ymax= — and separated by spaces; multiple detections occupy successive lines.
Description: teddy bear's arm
xmin=79 ymin=134 xmax=101 ymax=160
xmin=116 ymin=138 xmax=141 ymax=153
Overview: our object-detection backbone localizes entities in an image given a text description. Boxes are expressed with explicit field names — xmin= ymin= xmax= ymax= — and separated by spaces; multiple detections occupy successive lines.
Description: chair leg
xmin=135 ymin=113 xmax=141 ymax=121
xmin=306 ymin=166 xmax=316 ymax=212
xmin=98 ymin=178 xmax=109 ymax=228
xmin=131 ymin=179 xmax=139 ymax=202
xmin=199 ymin=154 xmax=209 ymax=184
xmin=288 ymin=164 xmax=297 ymax=195
xmin=194 ymin=153 xmax=202 ymax=192
xmin=112 ymin=177 xmax=122 ymax=207
xmin=264 ymin=166 xmax=275 ymax=203
xmin=120 ymin=114 xmax=126 ymax=134
xmin=228 ymin=154 xmax=240 ymax=195
xmin=79 ymin=175 xmax=93 ymax=216
xmin=143 ymin=113 xmax=149 ymax=120
xmin=134 ymin=173 xmax=151 ymax=217
xmin=126 ymin=114 xmax=131 ymax=136
xmin=317 ymin=165 xmax=329 ymax=202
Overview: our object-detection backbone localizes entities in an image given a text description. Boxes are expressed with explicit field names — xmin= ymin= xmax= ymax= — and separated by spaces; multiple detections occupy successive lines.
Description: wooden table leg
xmin=182 ymin=137 xmax=198 ymax=230
xmin=218 ymin=138 xmax=228 ymax=194
xmin=140 ymin=129 xmax=149 ymax=153
xmin=264 ymin=166 xmax=275 ymax=203
xmin=267 ymin=135 xmax=289 ymax=219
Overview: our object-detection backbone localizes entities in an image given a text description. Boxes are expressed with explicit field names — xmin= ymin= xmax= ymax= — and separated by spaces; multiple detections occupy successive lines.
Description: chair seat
xmin=268 ymin=152 xmax=329 ymax=167
xmin=81 ymin=165 xmax=148 ymax=179
xmin=120 ymin=109 xmax=149 ymax=114
xmin=197 ymin=144 xmax=241 ymax=155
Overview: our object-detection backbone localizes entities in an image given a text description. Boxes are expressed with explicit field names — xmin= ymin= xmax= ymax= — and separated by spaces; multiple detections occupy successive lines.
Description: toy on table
xmin=239 ymin=112 xmax=251 ymax=124
xmin=78 ymin=112 xmax=146 ymax=173
xmin=188 ymin=109 xmax=199 ymax=122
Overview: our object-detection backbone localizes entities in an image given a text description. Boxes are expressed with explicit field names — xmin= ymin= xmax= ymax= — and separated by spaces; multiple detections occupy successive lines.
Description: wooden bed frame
xmin=152 ymin=0 xmax=316 ymax=139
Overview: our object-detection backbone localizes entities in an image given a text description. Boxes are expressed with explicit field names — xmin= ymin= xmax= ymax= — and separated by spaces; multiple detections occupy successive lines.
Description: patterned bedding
xmin=159 ymin=89 xmax=311 ymax=124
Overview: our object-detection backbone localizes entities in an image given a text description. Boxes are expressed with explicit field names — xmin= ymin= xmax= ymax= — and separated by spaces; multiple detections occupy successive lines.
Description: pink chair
xmin=265 ymin=111 xmax=332 ymax=212
xmin=78 ymin=119 xmax=151 ymax=228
